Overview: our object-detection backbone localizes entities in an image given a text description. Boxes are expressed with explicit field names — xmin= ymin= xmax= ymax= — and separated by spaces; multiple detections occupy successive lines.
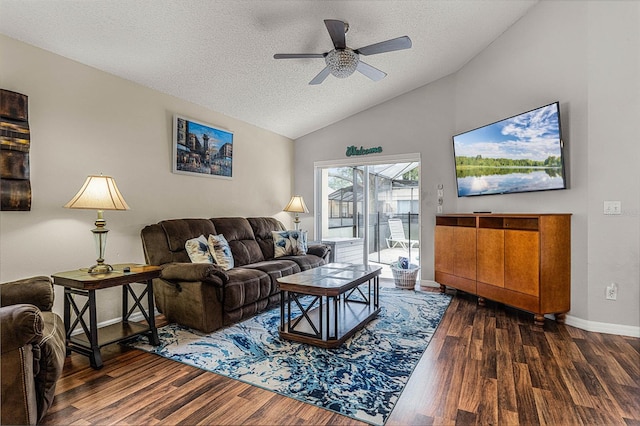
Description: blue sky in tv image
xmin=453 ymin=103 xmax=561 ymax=161
xmin=452 ymin=102 xmax=565 ymax=197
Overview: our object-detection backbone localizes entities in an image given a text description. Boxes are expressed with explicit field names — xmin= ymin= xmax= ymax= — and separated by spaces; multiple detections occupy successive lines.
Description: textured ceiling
xmin=0 ymin=0 xmax=537 ymax=139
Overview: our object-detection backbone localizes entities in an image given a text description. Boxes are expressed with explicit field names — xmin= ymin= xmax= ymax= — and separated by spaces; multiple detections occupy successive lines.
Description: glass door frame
xmin=314 ymin=153 xmax=421 ymax=266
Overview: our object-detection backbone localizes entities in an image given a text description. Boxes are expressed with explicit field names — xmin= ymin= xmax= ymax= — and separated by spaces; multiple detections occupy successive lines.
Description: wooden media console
xmin=435 ymin=213 xmax=571 ymax=327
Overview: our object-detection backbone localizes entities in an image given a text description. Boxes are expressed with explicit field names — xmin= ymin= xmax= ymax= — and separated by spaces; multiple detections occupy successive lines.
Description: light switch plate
xmin=603 ymin=200 xmax=622 ymax=215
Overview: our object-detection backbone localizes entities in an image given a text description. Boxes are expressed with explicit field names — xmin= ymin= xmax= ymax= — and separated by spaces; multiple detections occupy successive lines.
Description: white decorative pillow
xmin=288 ymin=230 xmax=308 ymax=255
xmin=207 ymin=234 xmax=234 ymax=270
xmin=185 ymin=235 xmax=213 ymax=263
xmin=272 ymin=231 xmax=292 ymax=258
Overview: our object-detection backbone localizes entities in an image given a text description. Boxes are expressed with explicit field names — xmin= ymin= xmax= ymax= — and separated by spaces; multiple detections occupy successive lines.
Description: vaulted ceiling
xmin=0 ymin=0 xmax=538 ymax=139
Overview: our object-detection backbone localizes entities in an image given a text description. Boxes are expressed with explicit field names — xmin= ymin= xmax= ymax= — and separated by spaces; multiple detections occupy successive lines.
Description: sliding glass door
xmin=315 ymin=155 xmax=420 ymax=276
xmin=367 ymin=163 xmax=420 ymax=268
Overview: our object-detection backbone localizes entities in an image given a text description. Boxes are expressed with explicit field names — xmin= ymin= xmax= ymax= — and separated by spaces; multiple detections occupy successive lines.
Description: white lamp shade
xmin=64 ymin=175 xmax=130 ymax=210
xmin=283 ymin=195 xmax=308 ymax=214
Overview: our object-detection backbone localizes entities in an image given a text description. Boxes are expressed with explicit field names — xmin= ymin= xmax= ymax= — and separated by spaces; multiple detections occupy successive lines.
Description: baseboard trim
xmin=426 ymin=281 xmax=639 ymax=338
xmin=564 ymin=315 xmax=640 ymax=338
xmin=419 ymin=279 xmax=440 ymax=288
xmin=75 ymin=294 xmax=640 ymax=339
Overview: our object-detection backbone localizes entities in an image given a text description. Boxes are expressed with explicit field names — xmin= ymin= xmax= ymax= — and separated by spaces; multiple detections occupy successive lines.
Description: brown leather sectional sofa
xmin=140 ymin=217 xmax=329 ymax=333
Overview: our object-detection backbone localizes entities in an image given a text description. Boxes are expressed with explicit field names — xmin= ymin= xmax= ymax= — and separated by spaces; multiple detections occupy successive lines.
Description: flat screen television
xmin=452 ymin=102 xmax=566 ymax=197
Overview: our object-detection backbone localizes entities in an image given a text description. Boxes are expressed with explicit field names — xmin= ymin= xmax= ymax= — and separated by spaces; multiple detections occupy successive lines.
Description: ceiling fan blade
xmin=356 ymin=61 xmax=387 ymax=81
xmin=355 ymin=36 xmax=412 ymax=56
xmin=324 ymin=19 xmax=347 ymax=50
xmin=274 ymin=53 xmax=326 ymax=59
xmin=309 ymin=66 xmax=332 ymax=85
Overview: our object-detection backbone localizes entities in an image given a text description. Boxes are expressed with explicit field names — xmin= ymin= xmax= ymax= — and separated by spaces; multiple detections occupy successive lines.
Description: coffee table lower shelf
xmin=279 ymin=296 xmax=380 ymax=349
xmin=277 ymin=263 xmax=382 ymax=349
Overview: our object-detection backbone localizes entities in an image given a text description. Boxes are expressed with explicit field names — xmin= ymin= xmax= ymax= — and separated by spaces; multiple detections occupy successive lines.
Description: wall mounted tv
xmin=452 ymin=102 xmax=566 ymax=197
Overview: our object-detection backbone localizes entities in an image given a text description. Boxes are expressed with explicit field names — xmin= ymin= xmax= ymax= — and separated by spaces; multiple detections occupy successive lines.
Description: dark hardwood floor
xmin=42 ymin=284 xmax=640 ymax=425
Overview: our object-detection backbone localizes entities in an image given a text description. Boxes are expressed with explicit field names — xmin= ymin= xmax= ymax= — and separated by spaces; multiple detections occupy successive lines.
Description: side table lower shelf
xmin=67 ymin=320 xmax=155 ymax=361
xmin=52 ymin=264 xmax=161 ymax=369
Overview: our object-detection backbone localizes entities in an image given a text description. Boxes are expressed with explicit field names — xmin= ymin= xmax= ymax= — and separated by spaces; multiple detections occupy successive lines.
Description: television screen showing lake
xmin=453 ymin=102 xmax=566 ymax=196
xmin=456 ymin=168 xmax=565 ymax=196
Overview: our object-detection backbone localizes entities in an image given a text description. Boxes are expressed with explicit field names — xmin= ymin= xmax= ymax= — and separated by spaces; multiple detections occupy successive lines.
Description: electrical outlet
xmin=606 ymin=283 xmax=617 ymax=300
xmin=604 ymin=201 xmax=622 ymax=215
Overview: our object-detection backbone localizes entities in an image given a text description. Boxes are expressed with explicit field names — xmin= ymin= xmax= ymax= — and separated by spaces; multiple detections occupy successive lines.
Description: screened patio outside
xmin=325 ymin=162 xmax=420 ymax=279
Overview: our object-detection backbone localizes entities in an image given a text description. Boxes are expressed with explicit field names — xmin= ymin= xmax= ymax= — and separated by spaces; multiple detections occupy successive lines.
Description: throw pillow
xmin=288 ymin=230 xmax=308 ymax=255
xmin=207 ymin=234 xmax=234 ymax=270
xmin=185 ymin=235 xmax=214 ymax=263
xmin=272 ymin=231 xmax=292 ymax=258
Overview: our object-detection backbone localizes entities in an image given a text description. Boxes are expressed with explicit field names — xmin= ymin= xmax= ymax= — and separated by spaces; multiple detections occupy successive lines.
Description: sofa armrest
xmin=0 ymin=306 xmax=65 ymax=424
xmin=160 ymin=263 xmax=228 ymax=287
xmin=0 ymin=304 xmax=43 ymax=354
xmin=0 ymin=276 xmax=54 ymax=311
xmin=307 ymin=244 xmax=330 ymax=261
xmin=34 ymin=312 xmax=66 ymax=422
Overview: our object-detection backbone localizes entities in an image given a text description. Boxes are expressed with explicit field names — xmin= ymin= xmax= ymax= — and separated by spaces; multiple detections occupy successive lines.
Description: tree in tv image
xmin=452 ymin=102 xmax=566 ymax=197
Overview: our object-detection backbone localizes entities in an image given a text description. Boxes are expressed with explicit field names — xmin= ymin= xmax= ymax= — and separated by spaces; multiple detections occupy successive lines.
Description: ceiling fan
xmin=274 ymin=19 xmax=412 ymax=85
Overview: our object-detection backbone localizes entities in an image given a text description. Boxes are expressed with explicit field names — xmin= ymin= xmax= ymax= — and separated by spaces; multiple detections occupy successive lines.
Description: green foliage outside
xmin=329 ymin=167 xmax=360 ymax=191
xmin=455 ymin=155 xmax=562 ymax=168
xmin=402 ymin=168 xmax=419 ymax=181
xmin=455 ymin=155 xmax=562 ymax=178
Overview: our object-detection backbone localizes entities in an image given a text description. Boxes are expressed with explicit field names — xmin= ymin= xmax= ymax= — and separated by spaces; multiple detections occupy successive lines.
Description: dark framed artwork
xmin=1 ymin=89 xmax=31 ymax=211
xmin=172 ymin=115 xmax=233 ymax=179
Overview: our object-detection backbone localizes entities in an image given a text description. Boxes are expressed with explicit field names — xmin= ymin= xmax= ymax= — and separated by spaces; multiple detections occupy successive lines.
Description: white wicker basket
xmin=390 ymin=263 xmax=420 ymax=289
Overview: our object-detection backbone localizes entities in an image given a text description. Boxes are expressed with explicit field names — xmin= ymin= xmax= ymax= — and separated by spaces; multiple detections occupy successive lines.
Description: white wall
xmin=295 ymin=1 xmax=640 ymax=332
xmin=0 ymin=35 xmax=295 ymax=322
xmin=586 ymin=1 xmax=640 ymax=327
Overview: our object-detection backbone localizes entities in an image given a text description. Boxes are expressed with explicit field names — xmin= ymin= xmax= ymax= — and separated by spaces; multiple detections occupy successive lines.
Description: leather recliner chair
xmin=1 ymin=276 xmax=66 ymax=425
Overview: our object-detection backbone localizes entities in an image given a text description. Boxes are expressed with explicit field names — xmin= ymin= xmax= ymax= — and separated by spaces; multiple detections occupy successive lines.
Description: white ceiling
xmin=0 ymin=0 xmax=537 ymax=140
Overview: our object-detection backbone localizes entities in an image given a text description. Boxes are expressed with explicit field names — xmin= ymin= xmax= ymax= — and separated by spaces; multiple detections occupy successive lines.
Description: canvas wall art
xmin=1 ymin=89 xmax=31 ymax=211
xmin=173 ymin=115 xmax=233 ymax=179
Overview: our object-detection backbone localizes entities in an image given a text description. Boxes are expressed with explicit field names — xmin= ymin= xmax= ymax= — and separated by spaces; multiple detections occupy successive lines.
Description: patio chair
xmin=386 ymin=218 xmax=419 ymax=249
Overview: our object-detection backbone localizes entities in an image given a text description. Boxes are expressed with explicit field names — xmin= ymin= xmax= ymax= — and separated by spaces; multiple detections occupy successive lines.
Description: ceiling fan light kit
xmin=274 ymin=19 xmax=412 ymax=85
xmin=325 ymin=49 xmax=359 ymax=78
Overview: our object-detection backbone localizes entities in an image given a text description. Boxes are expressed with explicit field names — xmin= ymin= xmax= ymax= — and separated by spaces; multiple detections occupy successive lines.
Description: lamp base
xmin=87 ymin=263 xmax=113 ymax=275
xmin=89 ymin=213 xmax=112 ymax=275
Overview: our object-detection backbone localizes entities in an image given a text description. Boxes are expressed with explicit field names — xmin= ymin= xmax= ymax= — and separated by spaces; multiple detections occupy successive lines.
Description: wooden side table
xmin=51 ymin=263 xmax=161 ymax=369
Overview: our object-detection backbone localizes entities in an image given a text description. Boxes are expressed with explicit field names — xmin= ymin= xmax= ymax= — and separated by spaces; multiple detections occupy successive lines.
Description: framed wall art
xmin=173 ymin=115 xmax=233 ymax=179
xmin=1 ymin=89 xmax=32 ymax=211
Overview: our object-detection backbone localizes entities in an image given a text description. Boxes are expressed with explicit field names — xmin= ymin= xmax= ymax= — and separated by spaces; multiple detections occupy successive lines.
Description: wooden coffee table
xmin=277 ymin=263 xmax=381 ymax=348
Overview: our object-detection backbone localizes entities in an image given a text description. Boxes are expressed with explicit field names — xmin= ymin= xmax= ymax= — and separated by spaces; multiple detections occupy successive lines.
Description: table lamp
xmin=64 ymin=175 xmax=130 ymax=274
xmin=283 ymin=195 xmax=308 ymax=230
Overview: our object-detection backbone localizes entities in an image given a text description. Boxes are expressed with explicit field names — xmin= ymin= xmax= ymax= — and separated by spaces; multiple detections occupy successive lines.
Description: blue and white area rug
xmin=129 ymin=287 xmax=451 ymax=425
